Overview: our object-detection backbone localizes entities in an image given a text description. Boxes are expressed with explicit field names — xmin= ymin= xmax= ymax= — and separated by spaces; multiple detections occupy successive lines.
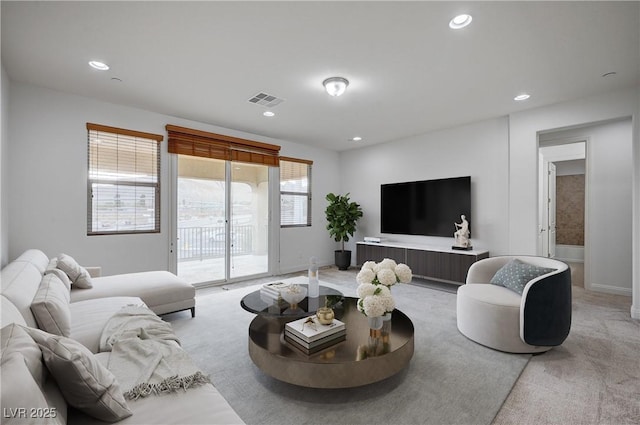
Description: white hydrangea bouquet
xmin=356 ymin=258 xmax=412 ymax=318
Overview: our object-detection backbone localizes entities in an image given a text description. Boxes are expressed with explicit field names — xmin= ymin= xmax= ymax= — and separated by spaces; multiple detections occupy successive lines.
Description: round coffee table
xmin=246 ymin=296 xmax=414 ymax=388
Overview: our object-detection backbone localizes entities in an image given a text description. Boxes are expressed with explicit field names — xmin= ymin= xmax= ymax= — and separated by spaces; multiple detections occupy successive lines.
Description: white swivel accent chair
xmin=456 ymin=256 xmax=572 ymax=354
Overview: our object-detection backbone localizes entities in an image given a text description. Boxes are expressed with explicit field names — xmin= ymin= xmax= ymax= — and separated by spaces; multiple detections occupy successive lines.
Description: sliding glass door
xmin=230 ymin=162 xmax=269 ymax=279
xmin=175 ymin=155 xmax=269 ymax=285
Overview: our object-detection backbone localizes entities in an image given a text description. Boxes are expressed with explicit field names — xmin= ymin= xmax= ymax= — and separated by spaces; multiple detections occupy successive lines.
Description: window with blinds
xmin=280 ymin=157 xmax=312 ymax=227
xmin=87 ymin=123 xmax=162 ymax=235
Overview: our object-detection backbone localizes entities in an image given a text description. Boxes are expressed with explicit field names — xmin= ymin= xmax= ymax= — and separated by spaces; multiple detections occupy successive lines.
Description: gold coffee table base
xmin=248 ymin=297 xmax=414 ymax=388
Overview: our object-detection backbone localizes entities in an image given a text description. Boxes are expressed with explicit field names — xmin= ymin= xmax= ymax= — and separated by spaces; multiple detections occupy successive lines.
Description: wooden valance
xmin=166 ymin=124 xmax=280 ymax=166
xmin=279 ymin=156 xmax=313 ymax=165
xmin=87 ymin=123 xmax=163 ymax=142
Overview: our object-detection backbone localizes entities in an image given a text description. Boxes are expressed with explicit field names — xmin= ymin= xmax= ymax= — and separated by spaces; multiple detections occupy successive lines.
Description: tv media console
xmin=356 ymin=241 xmax=489 ymax=284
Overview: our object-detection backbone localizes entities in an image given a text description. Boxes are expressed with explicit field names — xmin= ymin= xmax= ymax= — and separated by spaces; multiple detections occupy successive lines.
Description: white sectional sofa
xmin=1 ymin=249 xmax=244 ymax=425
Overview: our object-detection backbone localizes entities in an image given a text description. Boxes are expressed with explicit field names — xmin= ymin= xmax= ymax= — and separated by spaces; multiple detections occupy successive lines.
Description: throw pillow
xmin=46 ymin=257 xmax=57 ymax=272
xmin=21 ymin=326 xmax=132 ymax=423
xmin=31 ymin=274 xmax=72 ymax=337
xmin=45 ymin=258 xmax=72 ymax=291
xmin=73 ymin=269 xmax=93 ymax=289
xmin=1 ymin=354 xmax=55 ymax=425
xmin=56 ymin=253 xmax=93 ymax=289
xmin=490 ymin=258 xmax=556 ymax=295
xmin=1 ymin=323 xmax=47 ymax=385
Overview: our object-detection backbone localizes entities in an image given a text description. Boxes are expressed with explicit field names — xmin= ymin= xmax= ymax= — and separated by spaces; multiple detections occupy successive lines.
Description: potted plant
xmin=325 ymin=192 xmax=363 ymax=270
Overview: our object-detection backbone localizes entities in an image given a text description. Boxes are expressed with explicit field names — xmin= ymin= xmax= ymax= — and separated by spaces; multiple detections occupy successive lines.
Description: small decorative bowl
xmin=281 ymin=285 xmax=307 ymax=308
xmin=316 ymin=306 xmax=335 ymax=325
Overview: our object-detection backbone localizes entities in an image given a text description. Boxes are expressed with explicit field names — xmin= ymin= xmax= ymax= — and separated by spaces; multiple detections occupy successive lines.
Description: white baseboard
xmin=278 ymin=261 xmax=334 ymax=276
xmin=555 ymin=244 xmax=584 ymax=263
xmin=631 ymin=304 xmax=640 ymax=320
xmin=589 ymin=282 xmax=632 ymax=297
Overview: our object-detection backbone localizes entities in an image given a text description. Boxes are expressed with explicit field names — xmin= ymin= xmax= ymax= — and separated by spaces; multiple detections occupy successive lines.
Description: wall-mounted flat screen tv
xmin=381 ymin=176 xmax=471 ymax=237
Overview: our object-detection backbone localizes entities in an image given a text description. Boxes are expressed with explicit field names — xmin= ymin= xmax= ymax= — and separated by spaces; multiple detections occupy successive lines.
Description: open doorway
xmin=538 ymin=141 xmax=586 ymax=287
xmin=555 ymin=160 xmax=586 ymax=258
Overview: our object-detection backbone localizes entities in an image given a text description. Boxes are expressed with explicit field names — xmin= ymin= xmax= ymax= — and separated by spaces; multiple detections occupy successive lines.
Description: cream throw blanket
xmin=100 ymin=305 xmax=209 ymax=400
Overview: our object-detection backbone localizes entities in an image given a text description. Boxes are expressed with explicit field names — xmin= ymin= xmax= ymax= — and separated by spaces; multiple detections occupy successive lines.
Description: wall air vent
xmin=248 ymin=92 xmax=284 ymax=108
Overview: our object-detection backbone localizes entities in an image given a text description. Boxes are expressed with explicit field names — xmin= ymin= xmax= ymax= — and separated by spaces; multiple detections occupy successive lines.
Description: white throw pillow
xmin=31 ymin=274 xmax=72 ymax=337
xmin=45 ymin=258 xmax=72 ymax=291
xmin=1 ymin=354 xmax=54 ymax=425
xmin=22 ymin=326 xmax=132 ymax=423
xmin=1 ymin=323 xmax=47 ymax=385
xmin=0 ymin=324 xmax=65 ymax=425
xmin=56 ymin=253 xmax=93 ymax=289
xmin=46 ymin=257 xmax=57 ymax=272
xmin=73 ymin=270 xmax=93 ymax=289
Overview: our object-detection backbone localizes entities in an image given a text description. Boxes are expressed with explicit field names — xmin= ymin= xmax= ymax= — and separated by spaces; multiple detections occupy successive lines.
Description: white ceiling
xmin=2 ymin=1 xmax=639 ymax=152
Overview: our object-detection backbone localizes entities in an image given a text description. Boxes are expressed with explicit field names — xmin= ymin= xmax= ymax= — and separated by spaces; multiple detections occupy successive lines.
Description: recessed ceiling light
xmin=263 ymin=111 xmax=275 ymax=117
xmin=449 ymin=14 xmax=473 ymax=29
xmin=350 ymin=136 xmax=363 ymax=142
xmin=514 ymin=94 xmax=531 ymax=101
xmin=88 ymin=60 xmax=109 ymax=71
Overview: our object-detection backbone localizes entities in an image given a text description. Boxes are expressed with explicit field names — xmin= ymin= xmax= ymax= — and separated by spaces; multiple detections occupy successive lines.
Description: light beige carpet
xmin=168 ymin=279 xmax=530 ymax=425
xmin=172 ymin=265 xmax=640 ymax=424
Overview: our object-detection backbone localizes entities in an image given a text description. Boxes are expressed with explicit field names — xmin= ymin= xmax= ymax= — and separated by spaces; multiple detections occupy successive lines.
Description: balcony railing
xmin=177 ymin=225 xmax=253 ymax=261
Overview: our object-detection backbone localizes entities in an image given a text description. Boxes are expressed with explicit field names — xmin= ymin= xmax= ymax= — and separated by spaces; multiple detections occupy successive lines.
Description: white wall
xmin=0 ymin=65 xmax=9 ymax=267
xmin=7 ymin=81 xmax=340 ymax=275
xmin=339 ymin=117 xmax=510 ymax=257
xmin=509 ymin=88 xmax=640 ymax=317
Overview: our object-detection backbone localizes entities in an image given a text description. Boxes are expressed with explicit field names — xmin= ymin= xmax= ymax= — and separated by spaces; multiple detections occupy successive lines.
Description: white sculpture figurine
xmin=454 ymin=214 xmax=471 ymax=248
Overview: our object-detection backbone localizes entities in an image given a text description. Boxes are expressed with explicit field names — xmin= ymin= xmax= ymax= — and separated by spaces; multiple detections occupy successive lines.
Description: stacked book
xmin=260 ymin=282 xmax=290 ymax=304
xmin=284 ymin=316 xmax=346 ymax=355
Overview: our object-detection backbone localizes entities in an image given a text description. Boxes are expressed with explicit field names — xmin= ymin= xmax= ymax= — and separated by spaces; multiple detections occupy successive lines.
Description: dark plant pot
xmin=335 ymin=250 xmax=352 ymax=270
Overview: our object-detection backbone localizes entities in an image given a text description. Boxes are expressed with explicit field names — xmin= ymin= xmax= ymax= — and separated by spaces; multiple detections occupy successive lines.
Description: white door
xmin=547 ymin=162 xmax=557 ymax=258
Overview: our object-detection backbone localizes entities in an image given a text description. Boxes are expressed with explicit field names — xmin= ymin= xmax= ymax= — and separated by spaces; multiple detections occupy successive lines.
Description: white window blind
xmin=280 ymin=157 xmax=312 ymax=227
xmin=87 ymin=123 xmax=162 ymax=235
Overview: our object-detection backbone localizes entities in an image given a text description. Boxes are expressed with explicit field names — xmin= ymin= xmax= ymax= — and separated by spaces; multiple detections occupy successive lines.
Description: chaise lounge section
xmin=71 ymin=269 xmax=196 ymax=317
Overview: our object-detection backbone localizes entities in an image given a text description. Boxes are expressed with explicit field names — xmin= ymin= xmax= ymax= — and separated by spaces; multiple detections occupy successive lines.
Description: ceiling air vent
xmin=248 ymin=92 xmax=284 ymax=108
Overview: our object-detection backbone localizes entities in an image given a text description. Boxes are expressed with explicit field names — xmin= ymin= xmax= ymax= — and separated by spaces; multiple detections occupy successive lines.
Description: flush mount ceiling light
xmin=514 ymin=93 xmax=531 ymax=101
xmin=263 ymin=111 xmax=275 ymax=117
xmin=350 ymin=136 xmax=363 ymax=142
xmin=323 ymin=77 xmax=349 ymax=97
xmin=88 ymin=60 xmax=109 ymax=71
xmin=449 ymin=14 xmax=473 ymax=29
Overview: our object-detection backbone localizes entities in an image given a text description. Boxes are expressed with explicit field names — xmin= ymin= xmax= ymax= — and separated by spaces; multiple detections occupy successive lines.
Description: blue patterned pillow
xmin=490 ymin=259 xmax=556 ymax=295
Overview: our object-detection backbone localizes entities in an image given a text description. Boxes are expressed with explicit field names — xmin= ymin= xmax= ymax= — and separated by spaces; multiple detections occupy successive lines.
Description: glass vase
xmin=367 ymin=315 xmax=383 ymax=330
